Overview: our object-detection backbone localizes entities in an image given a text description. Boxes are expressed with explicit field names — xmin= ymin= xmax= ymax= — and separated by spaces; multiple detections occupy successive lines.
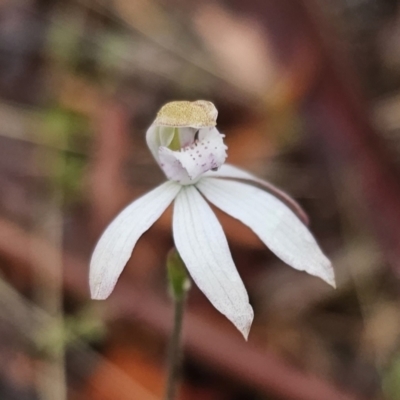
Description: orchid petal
xmin=145 ymin=125 xmax=176 ymax=162
xmin=158 ymin=128 xmax=227 ymax=184
xmin=90 ymin=181 xmax=181 ymax=299
xmin=158 ymin=146 xmax=191 ymax=184
xmin=173 ymin=185 xmax=254 ymax=339
xmin=197 ymin=178 xmax=335 ymax=287
xmin=204 ymin=163 xmax=308 ymax=225
xmin=145 ymin=125 xmax=160 ymax=162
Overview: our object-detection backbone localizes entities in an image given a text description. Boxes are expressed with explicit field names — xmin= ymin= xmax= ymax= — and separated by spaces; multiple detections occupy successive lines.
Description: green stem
xmin=164 ymin=249 xmax=190 ymax=400
xmin=164 ymin=290 xmax=186 ymax=400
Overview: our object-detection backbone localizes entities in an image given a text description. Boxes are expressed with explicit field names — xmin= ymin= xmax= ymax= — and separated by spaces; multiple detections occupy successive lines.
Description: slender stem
xmin=164 ymin=291 xmax=187 ymax=400
xmin=164 ymin=249 xmax=190 ymax=400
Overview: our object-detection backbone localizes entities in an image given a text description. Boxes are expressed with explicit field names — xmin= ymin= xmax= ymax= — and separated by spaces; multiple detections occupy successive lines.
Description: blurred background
xmin=2 ymin=0 xmax=400 ymax=399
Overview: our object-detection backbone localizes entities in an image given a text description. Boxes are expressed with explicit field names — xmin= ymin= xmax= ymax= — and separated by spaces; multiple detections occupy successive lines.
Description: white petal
xmin=90 ymin=181 xmax=181 ymax=299
xmin=145 ymin=125 xmax=160 ymax=162
xmin=173 ymin=185 xmax=254 ymax=339
xmin=158 ymin=127 xmax=227 ymax=184
xmin=204 ymin=163 xmax=309 ymax=225
xmin=145 ymin=125 xmax=176 ymax=163
xmin=197 ymin=178 xmax=335 ymax=287
xmin=158 ymin=146 xmax=192 ymax=183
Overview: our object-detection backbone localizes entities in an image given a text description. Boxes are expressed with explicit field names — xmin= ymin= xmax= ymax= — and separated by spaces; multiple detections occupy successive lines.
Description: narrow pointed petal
xmin=204 ymin=163 xmax=309 ymax=225
xmin=173 ymin=185 xmax=254 ymax=338
xmin=197 ymin=178 xmax=335 ymax=287
xmin=90 ymin=182 xmax=181 ymax=299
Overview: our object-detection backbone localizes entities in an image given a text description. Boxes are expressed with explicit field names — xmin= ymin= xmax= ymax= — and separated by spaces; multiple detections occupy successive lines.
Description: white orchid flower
xmin=90 ymin=100 xmax=335 ymax=339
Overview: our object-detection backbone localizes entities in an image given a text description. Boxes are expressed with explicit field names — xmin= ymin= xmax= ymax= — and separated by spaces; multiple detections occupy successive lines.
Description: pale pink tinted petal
xmin=203 ymin=163 xmax=309 ymax=225
xmin=197 ymin=127 xmax=227 ymax=168
xmin=173 ymin=185 xmax=254 ymax=339
xmin=158 ymin=128 xmax=227 ymax=183
xmin=158 ymin=147 xmax=191 ymax=183
xmin=197 ymin=178 xmax=335 ymax=287
xmin=90 ymin=182 xmax=181 ymax=299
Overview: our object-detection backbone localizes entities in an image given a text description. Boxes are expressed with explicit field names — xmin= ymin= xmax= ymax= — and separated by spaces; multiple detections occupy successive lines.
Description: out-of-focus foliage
xmin=1 ymin=0 xmax=400 ymax=399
